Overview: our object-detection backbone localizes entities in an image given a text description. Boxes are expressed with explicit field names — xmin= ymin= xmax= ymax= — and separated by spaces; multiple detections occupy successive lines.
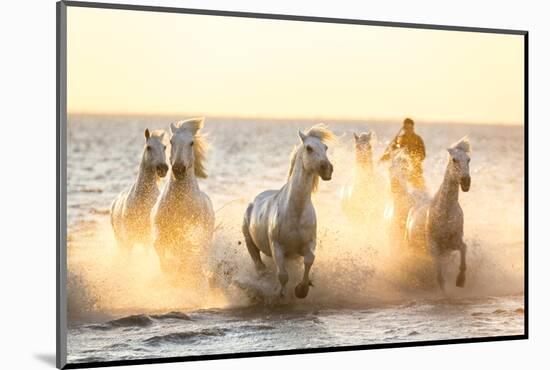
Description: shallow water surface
xmin=66 ymin=116 xmax=525 ymax=363
xmin=67 ymin=295 xmax=524 ymax=363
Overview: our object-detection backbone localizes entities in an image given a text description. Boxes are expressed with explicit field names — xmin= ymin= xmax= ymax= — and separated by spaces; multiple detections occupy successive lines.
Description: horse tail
xmin=242 ymin=203 xmax=253 ymax=236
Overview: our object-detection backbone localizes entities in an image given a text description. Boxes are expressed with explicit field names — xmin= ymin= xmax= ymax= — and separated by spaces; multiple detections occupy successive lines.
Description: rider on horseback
xmin=380 ymin=118 xmax=426 ymax=189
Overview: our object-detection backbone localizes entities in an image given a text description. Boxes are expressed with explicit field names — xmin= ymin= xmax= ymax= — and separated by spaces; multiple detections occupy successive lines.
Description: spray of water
xmin=67 ymin=135 xmax=524 ymax=322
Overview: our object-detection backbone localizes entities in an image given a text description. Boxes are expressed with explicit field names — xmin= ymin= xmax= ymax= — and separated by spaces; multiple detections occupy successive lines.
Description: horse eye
xmin=306 ymin=145 xmax=313 ymax=153
xmin=452 ymin=158 xmax=458 ymax=163
xmin=146 ymin=146 xmax=152 ymax=151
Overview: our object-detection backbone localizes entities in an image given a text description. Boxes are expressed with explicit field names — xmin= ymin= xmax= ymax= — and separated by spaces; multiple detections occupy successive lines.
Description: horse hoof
xmin=456 ymin=273 xmax=466 ymax=288
xmin=295 ymin=283 xmax=310 ymax=299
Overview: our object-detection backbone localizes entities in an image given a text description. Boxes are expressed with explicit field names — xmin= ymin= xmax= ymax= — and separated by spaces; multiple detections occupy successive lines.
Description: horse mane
xmin=287 ymin=124 xmax=335 ymax=193
xmin=192 ymin=133 xmax=209 ymax=178
xmin=450 ymin=136 xmax=471 ymax=154
xmin=172 ymin=117 xmax=209 ymax=178
xmin=288 ymin=147 xmax=300 ymax=182
xmin=306 ymin=123 xmax=337 ymax=144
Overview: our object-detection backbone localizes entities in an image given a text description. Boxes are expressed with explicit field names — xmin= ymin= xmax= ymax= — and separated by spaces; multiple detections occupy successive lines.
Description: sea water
xmin=66 ymin=115 xmax=524 ymax=363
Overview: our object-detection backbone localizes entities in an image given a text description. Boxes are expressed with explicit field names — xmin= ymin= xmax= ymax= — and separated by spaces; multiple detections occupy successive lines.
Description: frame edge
xmin=63 ymin=0 xmax=527 ymax=35
xmin=57 ymin=2 xmax=529 ymax=368
xmin=57 ymin=1 xmax=68 ymax=369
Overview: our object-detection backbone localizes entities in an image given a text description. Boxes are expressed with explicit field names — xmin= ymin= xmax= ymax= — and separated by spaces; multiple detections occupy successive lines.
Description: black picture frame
xmin=56 ymin=1 xmax=529 ymax=368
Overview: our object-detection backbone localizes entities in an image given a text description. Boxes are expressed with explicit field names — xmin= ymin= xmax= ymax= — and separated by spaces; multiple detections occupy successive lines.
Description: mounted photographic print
xmin=56 ymin=1 xmax=528 ymax=368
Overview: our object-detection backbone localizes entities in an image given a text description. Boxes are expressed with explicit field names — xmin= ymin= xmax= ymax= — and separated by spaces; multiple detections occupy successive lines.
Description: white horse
xmin=242 ymin=124 xmax=335 ymax=299
xmin=340 ymin=131 xmax=384 ymax=224
xmin=110 ymin=128 xmax=168 ymax=250
xmin=406 ymin=137 xmax=471 ymax=291
xmin=151 ymin=118 xmax=214 ymax=273
xmin=384 ymin=150 xmax=427 ymax=243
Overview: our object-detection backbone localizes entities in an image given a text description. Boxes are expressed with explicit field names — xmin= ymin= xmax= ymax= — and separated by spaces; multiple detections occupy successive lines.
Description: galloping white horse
xmin=242 ymin=124 xmax=335 ymax=299
xmin=152 ymin=118 xmax=214 ymax=273
xmin=406 ymin=137 xmax=471 ymax=291
xmin=340 ymin=131 xmax=384 ymax=224
xmin=111 ymin=129 xmax=168 ymax=250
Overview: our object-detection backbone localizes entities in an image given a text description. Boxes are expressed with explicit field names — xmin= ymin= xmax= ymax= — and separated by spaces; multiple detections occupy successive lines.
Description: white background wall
xmin=0 ymin=0 xmax=546 ymax=368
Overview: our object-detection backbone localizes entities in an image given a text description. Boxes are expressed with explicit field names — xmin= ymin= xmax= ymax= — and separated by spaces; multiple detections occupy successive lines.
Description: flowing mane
xmin=305 ymin=123 xmax=337 ymax=143
xmin=450 ymin=136 xmax=471 ymax=154
xmin=287 ymin=124 xmax=336 ymax=192
xmin=172 ymin=117 xmax=209 ymax=178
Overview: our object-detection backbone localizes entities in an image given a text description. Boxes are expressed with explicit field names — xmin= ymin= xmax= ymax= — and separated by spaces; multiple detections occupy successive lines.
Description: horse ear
xmin=299 ymin=130 xmax=307 ymax=143
xmin=196 ymin=117 xmax=205 ymax=130
xmin=447 ymin=148 xmax=456 ymax=157
xmin=144 ymin=128 xmax=150 ymax=140
xmin=353 ymin=132 xmax=359 ymax=141
xmin=170 ymin=122 xmax=178 ymax=134
xmin=368 ymin=131 xmax=376 ymax=143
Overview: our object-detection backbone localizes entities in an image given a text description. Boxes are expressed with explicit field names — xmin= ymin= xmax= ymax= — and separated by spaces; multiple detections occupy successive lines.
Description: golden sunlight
xmin=67 ymin=7 xmax=524 ymax=124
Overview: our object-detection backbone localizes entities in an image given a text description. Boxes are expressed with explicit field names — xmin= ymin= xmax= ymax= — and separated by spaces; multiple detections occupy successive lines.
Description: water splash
xmin=67 ymin=119 xmax=524 ymax=322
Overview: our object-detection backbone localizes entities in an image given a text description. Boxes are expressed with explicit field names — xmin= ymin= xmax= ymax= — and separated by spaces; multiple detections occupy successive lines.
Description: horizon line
xmin=67 ymin=111 xmax=524 ymax=127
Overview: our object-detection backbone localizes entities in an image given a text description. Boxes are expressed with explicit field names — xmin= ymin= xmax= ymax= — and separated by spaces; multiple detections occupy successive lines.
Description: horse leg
xmin=242 ymin=221 xmax=266 ymax=275
xmin=112 ymin=215 xmax=130 ymax=251
xmin=456 ymin=240 xmax=467 ymax=288
xmin=154 ymin=235 xmax=169 ymax=273
xmin=114 ymin=232 xmax=130 ymax=251
xmin=436 ymin=258 xmax=445 ymax=292
xmin=429 ymin=238 xmax=445 ymax=292
xmin=272 ymin=242 xmax=288 ymax=297
xmin=295 ymin=243 xmax=315 ymax=299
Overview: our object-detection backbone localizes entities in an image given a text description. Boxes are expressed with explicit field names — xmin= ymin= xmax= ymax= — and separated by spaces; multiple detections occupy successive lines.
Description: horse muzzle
xmin=460 ymin=176 xmax=471 ymax=192
xmin=320 ymin=162 xmax=333 ymax=181
xmin=157 ymin=164 xmax=168 ymax=178
xmin=172 ymin=163 xmax=187 ymax=179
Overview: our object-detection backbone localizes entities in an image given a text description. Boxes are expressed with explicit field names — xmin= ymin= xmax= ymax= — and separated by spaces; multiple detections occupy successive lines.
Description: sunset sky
xmin=67 ymin=6 xmax=525 ymax=125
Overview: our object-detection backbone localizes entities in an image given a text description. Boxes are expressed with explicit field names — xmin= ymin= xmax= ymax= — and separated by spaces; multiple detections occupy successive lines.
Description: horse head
xmin=389 ymin=149 xmax=411 ymax=192
xmin=353 ymin=131 xmax=375 ymax=164
xmin=168 ymin=117 xmax=208 ymax=180
xmin=297 ymin=124 xmax=335 ymax=182
xmin=447 ymin=136 xmax=471 ymax=192
xmin=143 ymin=128 xmax=168 ymax=178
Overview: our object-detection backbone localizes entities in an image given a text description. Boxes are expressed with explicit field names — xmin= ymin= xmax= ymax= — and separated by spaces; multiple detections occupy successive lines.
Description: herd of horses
xmin=110 ymin=117 xmax=472 ymax=299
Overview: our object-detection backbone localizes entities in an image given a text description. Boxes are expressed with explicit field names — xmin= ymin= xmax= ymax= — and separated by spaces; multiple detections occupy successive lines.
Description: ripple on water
xmin=86 ymin=315 xmax=153 ymax=331
xmin=143 ymin=328 xmax=228 ymax=346
xmin=150 ymin=312 xmax=192 ymax=321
